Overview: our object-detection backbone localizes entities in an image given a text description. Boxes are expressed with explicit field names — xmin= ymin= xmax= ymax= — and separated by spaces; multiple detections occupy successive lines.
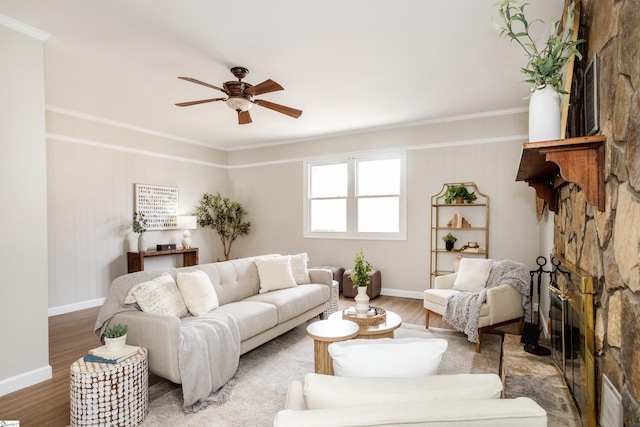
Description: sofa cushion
xmin=453 ymin=258 xmax=495 ymax=292
xmin=328 ymin=338 xmax=448 ymax=377
xmin=246 ymin=284 xmax=329 ymax=323
xmin=215 ymin=301 xmax=278 ymax=341
xmin=255 ymin=256 xmax=298 ymax=294
xmin=176 ymin=270 xmax=219 ymax=316
xmin=289 ymin=253 xmax=311 ymax=284
xmin=423 ymin=288 xmax=460 ymax=306
xmin=302 ymin=373 xmax=503 ymax=410
xmin=124 ymin=273 xmax=188 ymax=318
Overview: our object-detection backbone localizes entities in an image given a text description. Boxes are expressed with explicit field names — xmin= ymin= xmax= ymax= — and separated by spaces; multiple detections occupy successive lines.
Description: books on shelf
xmin=84 ymin=345 xmax=140 ymax=364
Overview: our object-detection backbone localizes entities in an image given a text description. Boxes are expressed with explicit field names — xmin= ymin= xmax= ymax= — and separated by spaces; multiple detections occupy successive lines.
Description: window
xmin=304 ymin=152 xmax=406 ymax=239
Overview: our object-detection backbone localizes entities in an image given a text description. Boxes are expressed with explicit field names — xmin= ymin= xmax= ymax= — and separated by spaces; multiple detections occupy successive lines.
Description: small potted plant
xmin=442 ymin=233 xmax=457 ymax=251
xmin=104 ymin=323 xmax=128 ymax=352
xmin=444 ymin=185 xmax=477 ymax=204
xmin=350 ymin=249 xmax=373 ymax=318
xmin=133 ymin=211 xmax=148 ymax=252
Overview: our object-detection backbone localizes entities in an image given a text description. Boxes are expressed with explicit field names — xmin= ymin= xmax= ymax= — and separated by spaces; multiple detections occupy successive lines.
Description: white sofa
xmin=95 ymin=255 xmax=331 ymax=384
xmin=274 ymin=373 xmax=547 ymax=426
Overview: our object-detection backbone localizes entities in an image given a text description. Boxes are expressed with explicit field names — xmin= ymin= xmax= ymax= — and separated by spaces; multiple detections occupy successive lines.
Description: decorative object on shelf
xmin=444 ymin=184 xmax=477 ymax=204
xmin=493 ymin=0 xmax=584 ymax=142
xmin=447 ymin=212 xmax=471 ymax=228
xmin=177 ymin=215 xmax=198 ymax=249
xmin=468 ymin=242 xmax=478 ymax=248
xmin=350 ymin=249 xmax=373 ymax=318
xmin=133 ymin=211 xmax=148 ymax=252
xmin=442 ymin=233 xmax=457 ymax=251
xmin=104 ymin=323 xmax=128 ymax=352
xmin=156 ymin=244 xmax=177 ymax=251
xmin=194 ymin=192 xmax=251 ymax=261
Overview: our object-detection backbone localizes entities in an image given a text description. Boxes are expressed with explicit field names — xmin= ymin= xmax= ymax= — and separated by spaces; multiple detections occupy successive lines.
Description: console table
xmin=127 ymin=248 xmax=198 ymax=273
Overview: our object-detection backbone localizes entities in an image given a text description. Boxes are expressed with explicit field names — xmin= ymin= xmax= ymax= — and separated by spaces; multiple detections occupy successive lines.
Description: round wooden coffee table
xmin=306 ymin=319 xmax=359 ymax=375
xmin=329 ymin=310 xmax=402 ymax=339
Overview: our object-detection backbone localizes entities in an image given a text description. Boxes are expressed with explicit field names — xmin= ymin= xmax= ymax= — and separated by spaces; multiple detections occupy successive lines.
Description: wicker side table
xmin=70 ymin=347 xmax=149 ymax=427
xmin=320 ymin=280 xmax=340 ymax=319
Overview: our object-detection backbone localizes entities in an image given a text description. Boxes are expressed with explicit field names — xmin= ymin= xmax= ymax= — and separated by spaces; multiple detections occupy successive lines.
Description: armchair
xmin=424 ymin=259 xmax=527 ymax=353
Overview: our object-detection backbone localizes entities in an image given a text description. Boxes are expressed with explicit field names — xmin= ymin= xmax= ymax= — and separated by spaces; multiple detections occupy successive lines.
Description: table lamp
xmin=177 ymin=216 xmax=197 ymax=249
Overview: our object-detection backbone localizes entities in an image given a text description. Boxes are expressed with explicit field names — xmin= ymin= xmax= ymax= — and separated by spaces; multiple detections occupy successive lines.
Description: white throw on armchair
xmin=424 ymin=258 xmax=528 ymax=353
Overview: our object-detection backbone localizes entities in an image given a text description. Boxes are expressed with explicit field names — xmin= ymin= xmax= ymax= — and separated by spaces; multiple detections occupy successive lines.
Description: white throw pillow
xmin=124 ymin=273 xmax=188 ymax=318
xmin=289 ymin=253 xmax=311 ymax=284
xmin=328 ymin=338 xmax=448 ymax=377
xmin=255 ymin=256 xmax=298 ymax=293
xmin=453 ymin=258 xmax=495 ymax=292
xmin=176 ymin=270 xmax=219 ymax=316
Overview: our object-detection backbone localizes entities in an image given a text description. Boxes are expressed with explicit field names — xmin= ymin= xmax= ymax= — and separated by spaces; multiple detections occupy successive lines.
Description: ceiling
xmin=0 ymin=0 xmax=563 ymax=151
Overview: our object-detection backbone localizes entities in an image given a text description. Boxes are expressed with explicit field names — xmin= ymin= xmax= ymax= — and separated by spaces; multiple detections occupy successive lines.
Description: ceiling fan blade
xmin=238 ymin=110 xmax=252 ymax=125
xmin=253 ymin=99 xmax=302 ymax=118
xmin=245 ymin=79 xmax=284 ymax=96
xmin=178 ymin=77 xmax=226 ymax=94
xmin=175 ymin=98 xmax=226 ymax=107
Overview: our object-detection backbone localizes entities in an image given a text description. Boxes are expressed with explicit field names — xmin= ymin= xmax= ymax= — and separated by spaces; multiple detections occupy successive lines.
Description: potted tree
xmin=492 ymin=0 xmax=584 ymax=142
xmin=350 ymin=249 xmax=373 ymax=318
xmin=104 ymin=323 xmax=128 ymax=352
xmin=194 ymin=192 xmax=251 ymax=261
xmin=133 ymin=212 xmax=148 ymax=252
xmin=444 ymin=185 xmax=477 ymax=204
xmin=442 ymin=233 xmax=457 ymax=251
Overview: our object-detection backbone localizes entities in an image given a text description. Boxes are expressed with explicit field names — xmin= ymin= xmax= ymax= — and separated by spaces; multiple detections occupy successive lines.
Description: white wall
xmin=0 ymin=23 xmax=51 ymax=396
xmin=229 ymin=111 xmax=542 ymax=298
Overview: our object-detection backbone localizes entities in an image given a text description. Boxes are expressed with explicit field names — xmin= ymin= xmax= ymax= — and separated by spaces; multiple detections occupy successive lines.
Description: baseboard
xmin=0 ymin=365 xmax=52 ymax=397
xmin=380 ymin=288 xmax=423 ymax=300
xmin=48 ymin=297 xmax=105 ymax=317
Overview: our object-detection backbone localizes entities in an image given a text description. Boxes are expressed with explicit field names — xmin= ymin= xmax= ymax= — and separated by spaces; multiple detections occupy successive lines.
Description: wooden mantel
xmin=516 ymin=135 xmax=605 ymax=212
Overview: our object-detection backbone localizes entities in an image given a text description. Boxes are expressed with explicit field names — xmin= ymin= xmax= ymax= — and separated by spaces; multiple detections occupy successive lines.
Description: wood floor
xmin=0 ymin=294 xmax=425 ymax=427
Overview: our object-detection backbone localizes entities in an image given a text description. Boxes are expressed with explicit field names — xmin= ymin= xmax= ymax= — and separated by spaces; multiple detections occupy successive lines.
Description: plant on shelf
xmin=444 ymin=184 xmax=477 ymax=204
xmin=442 ymin=233 xmax=458 ymax=251
xmin=492 ymin=0 xmax=584 ymax=100
xmin=132 ymin=212 xmax=147 ymax=234
xmin=194 ymin=192 xmax=251 ymax=261
xmin=105 ymin=323 xmax=128 ymax=338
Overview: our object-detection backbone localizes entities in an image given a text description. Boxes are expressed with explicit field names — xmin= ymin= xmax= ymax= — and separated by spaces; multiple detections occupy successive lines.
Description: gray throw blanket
xmin=443 ymin=260 xmax=531 ymax=343
xmin=180 ymin=311 xmax=240 ymax=413
xmin=93 ymin=268 xmax=241 ymax=413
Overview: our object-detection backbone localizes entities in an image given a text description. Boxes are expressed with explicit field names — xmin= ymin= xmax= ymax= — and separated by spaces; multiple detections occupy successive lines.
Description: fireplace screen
xmin=549 ymin=256 xmax=596 ymax=427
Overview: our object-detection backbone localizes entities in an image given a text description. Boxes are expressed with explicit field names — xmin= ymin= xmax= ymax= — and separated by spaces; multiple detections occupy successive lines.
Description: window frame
xmin=303 ymin=151 xmax=407 ymax=240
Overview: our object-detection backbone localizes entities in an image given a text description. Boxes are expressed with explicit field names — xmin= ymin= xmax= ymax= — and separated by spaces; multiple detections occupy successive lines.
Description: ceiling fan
xmin=175 ymin=67 xmax=302 ymax=125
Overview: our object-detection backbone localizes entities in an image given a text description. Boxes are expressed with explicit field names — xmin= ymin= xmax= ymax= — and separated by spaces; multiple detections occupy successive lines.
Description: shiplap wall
xmin=46 ymin=108 xmax=541 ymax=309
xmin=46 ymin=111 xmax=230 ymax=312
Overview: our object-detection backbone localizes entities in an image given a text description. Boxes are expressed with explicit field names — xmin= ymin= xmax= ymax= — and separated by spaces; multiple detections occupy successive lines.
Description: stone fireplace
xmin=551 ymin=0 xmax=640 ymax=425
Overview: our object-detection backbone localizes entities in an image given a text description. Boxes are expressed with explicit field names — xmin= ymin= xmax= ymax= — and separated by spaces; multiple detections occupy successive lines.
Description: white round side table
xmin=70 ymin=347 xmax=149 ymax=427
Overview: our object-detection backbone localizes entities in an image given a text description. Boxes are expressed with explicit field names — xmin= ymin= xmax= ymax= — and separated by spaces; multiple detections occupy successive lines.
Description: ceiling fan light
xmin=226 ymin=97 xmax=252 ymax=112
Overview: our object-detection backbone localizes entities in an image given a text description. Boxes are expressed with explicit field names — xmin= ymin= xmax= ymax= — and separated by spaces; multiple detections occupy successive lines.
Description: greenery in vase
xmin=133 ymin=212 xmax=148 ymax=234
xmin=442 ymin=233 xmax=458 ymax=244
xmin=444 ymin=185 xmax=477 ymax=204
xmin=350 ymin=249 xmax=373 ymax=288
xmin=105 ymin=323 xmax=128 ymax=338
xmin=194 ymin=192 xmax=251 ymax=261
xmin=492 ymin=0 xmax=584 ymax=101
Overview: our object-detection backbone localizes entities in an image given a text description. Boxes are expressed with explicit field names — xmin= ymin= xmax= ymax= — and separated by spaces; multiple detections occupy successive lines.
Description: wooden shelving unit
xmin=430 ymin=182 xmax=489 ymax=288
xmin=515 ymin=135 xmax=605 ymax=212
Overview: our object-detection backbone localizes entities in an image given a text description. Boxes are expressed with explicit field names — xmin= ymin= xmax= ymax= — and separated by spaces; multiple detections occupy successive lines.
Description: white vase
xmin=138 ymin=233 xmax=146 ymax=252
xmin=529 ymin=85 xmax=561 ymax=142
xmin=105 ymin=334 xmax=127 ymax=352
xmin=355 ymin=286 xmax=370 ymax=318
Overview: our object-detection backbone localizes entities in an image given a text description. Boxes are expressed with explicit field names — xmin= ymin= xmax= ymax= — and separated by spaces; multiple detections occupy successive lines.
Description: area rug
xmin=140 ymin=321 xmax=502 ymax=426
